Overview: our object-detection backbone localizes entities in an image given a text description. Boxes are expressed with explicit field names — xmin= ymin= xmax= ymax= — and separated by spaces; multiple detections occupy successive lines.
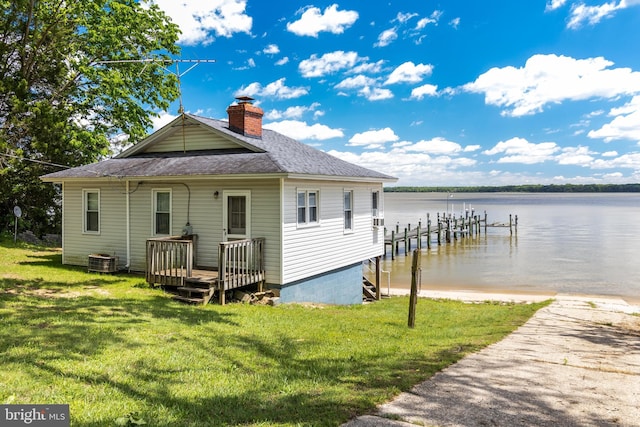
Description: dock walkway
xmin=384 ymin=211 xmax=517 ymax=259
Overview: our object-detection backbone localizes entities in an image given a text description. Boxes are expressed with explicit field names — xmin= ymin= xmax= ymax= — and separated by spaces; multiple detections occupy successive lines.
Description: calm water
xmin=381 ymin=192 xmax=640 ymax=301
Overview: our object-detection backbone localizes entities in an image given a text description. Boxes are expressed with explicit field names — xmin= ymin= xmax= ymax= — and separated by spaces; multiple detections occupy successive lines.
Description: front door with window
xmin=223 ymin=191 xmax=251 ymax=241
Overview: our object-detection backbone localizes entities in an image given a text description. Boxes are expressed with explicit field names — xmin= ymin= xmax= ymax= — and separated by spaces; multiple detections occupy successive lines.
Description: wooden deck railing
xmin=146 ymin=236 xmax=194 ymax=286
xmin=218 ymin=237 xmax=265 ymax=304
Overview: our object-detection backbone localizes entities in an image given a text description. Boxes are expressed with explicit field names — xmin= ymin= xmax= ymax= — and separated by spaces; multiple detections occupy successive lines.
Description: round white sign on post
xmin=13 ymin=206 xmax=22 ymax=218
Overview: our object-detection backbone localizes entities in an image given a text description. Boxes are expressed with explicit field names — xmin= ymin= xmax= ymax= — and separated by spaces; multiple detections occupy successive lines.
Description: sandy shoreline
xmin=383 ymin=287 xmax=640 ymax=314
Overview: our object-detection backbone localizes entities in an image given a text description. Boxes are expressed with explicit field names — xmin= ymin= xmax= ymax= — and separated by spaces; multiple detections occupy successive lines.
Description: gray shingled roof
xmin=42 ymin=114 xmax=396 ymax=182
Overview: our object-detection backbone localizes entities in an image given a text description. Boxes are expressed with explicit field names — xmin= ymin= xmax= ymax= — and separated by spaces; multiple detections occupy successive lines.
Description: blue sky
xmin=148 ymin=0 xmax=640 ymax=186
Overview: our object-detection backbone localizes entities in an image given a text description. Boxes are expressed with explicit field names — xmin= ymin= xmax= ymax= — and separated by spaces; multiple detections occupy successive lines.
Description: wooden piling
xmin=408 ymin=249 xmax=420 ymax=329
xmin=484 ymin=211 xmax=488 ymax=234
xmin=509 ymin=214 xmax=513 ymax=235
xmin=404 ymin=227 xmax=409 ymax=252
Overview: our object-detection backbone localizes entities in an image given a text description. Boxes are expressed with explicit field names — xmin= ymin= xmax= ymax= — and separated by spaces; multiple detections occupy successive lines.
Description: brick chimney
xmin=226 ymin=96 xmax=264 ymax=138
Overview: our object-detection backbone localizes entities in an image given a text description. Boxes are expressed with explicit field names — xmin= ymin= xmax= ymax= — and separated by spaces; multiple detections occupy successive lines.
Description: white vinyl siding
xmin=282 ymin=180 xmax=385 ymax=284
xmin=62 ymin=182 xmax=128 ymax=267
xmin=152 ymin=189 xmax=172 ymax=236
xmin=83 ymin=189 xmax=100 ymax=234
xmin=144 ymin=127 xmax=241 ymax=153
xmin=59 ymin=177 xmax=384 ymax=287
xmin=129 ymin=179 xmax=281 ymax=282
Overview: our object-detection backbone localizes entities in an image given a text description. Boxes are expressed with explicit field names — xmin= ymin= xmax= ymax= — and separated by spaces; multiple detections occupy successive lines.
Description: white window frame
xmin=82 ymin=189 xmax=100 ymax=234
xmin=296 ymin=189 xmax=320 ymax=227
xmin=343 ymin=189 xmax=354 ymax=233
xmin=372 ymin=190 xmax=380 ymax=218
xmin=152 ymin=189 xmax=172 ymax=236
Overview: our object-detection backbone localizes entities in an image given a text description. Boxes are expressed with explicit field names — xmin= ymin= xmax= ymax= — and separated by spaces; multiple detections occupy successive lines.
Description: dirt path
xmin=343 ymin=295 xmax=640 ymax=427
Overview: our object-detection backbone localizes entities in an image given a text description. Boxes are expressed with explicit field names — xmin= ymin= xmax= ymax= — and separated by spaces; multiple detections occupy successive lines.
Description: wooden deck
xmin=146 ymin=237 xmax=265 ymax=304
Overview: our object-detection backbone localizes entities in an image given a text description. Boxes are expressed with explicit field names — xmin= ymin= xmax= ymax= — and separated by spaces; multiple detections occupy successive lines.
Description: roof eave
xmin=41 ymin=172 xmax=291 ymax=183
xmin=285 ymin=173 xmax=398 ymax=183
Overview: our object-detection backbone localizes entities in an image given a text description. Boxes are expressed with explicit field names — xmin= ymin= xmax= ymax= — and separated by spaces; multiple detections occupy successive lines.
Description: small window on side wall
xmin=83 ymin=189 xmax=100 ymax=234
xmin=297 ymin=190 xmax=319 ymax=226
xmin=344 ymin=190 xmax=353 ymax=232
xmin=153 ymin=189 xmax=171 ymax=235
xmin=372 ymin=190 xmax=380 ymax=218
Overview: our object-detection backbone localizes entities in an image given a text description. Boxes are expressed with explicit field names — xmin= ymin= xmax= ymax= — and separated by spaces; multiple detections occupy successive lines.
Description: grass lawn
xmin=0 ymin=238 xmax=549 ymax=426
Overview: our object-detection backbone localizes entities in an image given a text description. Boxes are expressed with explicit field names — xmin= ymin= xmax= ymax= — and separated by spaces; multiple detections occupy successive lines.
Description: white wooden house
xmin=41 ymin=99 xmax=396 ymax=305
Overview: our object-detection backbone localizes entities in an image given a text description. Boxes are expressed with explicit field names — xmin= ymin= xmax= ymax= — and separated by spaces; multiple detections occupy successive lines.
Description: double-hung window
xmin=297 ymin=190 xmax=319 ymax=226
xmin=83 ymin=189 xmax=100 ymax=234
xmin=372 ymin=190 xmax=380 ymax=218
xmin=153 ymin=189 xmax=171 ymax=235
xmin=343 ymin=190 xmax=353 ymax=232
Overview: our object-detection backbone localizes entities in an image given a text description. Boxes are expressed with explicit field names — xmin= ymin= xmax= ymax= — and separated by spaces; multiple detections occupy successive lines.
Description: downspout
xmin=279 ymin=177 xmax=284 ymax=285
xmin=126 ymin=180 xmax=131 ymax=271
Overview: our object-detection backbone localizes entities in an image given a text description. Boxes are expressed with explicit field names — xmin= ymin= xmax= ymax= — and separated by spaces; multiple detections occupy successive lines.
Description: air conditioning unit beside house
xmin=373 ymin=217 xmax=384 ymax=228
xmin=88 ymin=254 xmax=118 ymax=273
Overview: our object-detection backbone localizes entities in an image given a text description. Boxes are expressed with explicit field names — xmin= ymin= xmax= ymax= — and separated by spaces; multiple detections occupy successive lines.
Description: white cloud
xmin=299 ymin=51 xmax=364 ymax=78
xmin=415 ymin=10 xmax=442 ymax=30
xmin=590 ymin=152 xmax=640 ymax=169
xmin=567 ymin=1 xmax=621 ymax=29
xmin=263 ymin=120 xmax=343 ymax=140
xmin=556 ymin=146 xmax=595 ymax=165
xmin=151 ymin=111 xmax=177 ymax=130
xmin=335 ymin=75 xmax=379 ymax=89
xmin=395 ymin=12 xmax=418 ymax=23
xmin=411 ymin=84 xmax=439 ymax=100
xmin=348 ymin=128 xmax=399 ymax=146
xmin=602 ymin=151 xmax=618 ymax=157
xmin=385 ymin=62 xmax=434 ymax=85
xmin=374 ymin=28 xmax=398 ymax=47
xmin=545 ymin=0 xmax=567 ymax=12
xmin=235 ymin=78 xmax=309 ymax=99
xmin=275 ymin=57 xmax=289 ymax=66
xmin=286 ymin=4 xmax=358 ymax=37
xmin=449 ymin=17 xmax=461 ymax=29
xmin=350 ymin=60 xmax=385 ymax=74
xmin=402 ymin=137 xmax=463 ymax=155
xmin=415 ymin=17 xmax=432 ymax=30
xmin=152 ymin=0 xmax=252 ymax=45
xmin=483 ymin=137 xmax=560 ymax=164
xmin=264 ymin=103 xmax=321 ymax=120
xmin=588 ymin=96 xmax=640 ymax=143
xmin=327 ymin=148 xmax=478 ymax=186
xmin=359 ymin=86 xmax=394 ymax=101
xmin=263 ymin=44 xmax=279 ymax=55
xmin=463 ymin=54 xmax=640 ymax=117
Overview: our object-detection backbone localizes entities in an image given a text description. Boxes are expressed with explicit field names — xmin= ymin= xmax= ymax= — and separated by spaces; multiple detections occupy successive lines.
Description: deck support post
xmin=375 ymin=256 xmax=381 ymax=301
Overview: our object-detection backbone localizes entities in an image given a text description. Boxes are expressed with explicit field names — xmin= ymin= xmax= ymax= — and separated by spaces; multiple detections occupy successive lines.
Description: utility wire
xmin=0 ymin=152 xmax=71 ymax=169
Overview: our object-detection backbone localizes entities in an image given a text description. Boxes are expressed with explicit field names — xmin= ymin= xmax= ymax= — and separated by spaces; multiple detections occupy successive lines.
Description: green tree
xmin=1 ymin=0 xmax=180 ymax=236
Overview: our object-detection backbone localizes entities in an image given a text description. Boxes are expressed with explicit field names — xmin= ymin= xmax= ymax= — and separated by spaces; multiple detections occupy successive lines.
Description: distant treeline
xmin=385 ymin=184 xmax=640 ymax=193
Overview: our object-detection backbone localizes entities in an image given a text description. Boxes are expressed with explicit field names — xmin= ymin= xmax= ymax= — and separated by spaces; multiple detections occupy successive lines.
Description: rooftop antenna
xmin=94 ymin=58 xmax=216 ymax=151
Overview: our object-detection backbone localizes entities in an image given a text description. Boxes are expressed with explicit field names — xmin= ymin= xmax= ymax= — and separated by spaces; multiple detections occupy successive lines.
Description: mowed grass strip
xmin=0 ymin=239 xmax=549 ymax=426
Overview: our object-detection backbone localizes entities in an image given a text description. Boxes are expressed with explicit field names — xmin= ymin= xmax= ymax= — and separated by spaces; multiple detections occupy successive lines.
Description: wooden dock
xmin=384 ymin=211 xmax=517 ymax=259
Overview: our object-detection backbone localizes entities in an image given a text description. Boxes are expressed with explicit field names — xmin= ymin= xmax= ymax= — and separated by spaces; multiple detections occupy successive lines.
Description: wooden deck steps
xmin=167 ymin=274 xmax=219 ymax=304
xmin=363 ymin=276 xmax=377 ymax=302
